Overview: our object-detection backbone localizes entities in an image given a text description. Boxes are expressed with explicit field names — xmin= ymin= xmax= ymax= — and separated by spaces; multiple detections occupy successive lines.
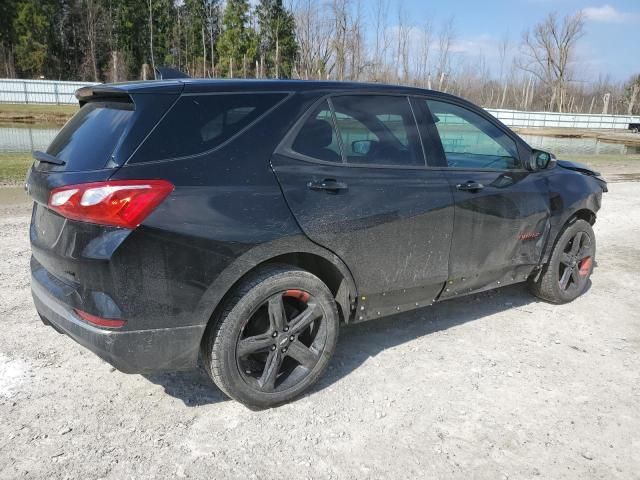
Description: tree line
xmin=0 ymin=0 xmax=297 ymax=81
xmin=0 ymin=0 xmax=638 ymax=115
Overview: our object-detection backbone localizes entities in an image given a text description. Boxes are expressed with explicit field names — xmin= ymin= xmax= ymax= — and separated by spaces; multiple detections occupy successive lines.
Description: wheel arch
xmin=261 ymin=252 xmax=354 ymax=321
xmin=194 ymin=236 xmax=358 ymax=344
xmin=570 ymin=208 xmax=597 ymax=226
xmin=539 ymin=207 xmax=597 ymax=268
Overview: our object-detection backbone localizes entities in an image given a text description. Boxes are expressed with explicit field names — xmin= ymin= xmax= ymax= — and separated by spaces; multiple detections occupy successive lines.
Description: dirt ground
xmin=0 ymin=182 xmax=639 ymax=480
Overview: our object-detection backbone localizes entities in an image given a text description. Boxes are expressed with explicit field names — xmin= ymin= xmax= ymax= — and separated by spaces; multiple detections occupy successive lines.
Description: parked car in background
xmin=27 ymin=80 xmax=607 ymax=408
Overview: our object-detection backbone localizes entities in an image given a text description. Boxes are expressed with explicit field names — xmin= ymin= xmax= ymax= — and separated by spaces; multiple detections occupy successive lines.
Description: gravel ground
xmin=0 ymin=183 xmax=639 ymax=480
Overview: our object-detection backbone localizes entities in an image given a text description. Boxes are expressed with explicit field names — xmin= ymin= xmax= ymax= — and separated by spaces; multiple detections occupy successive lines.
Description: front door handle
xmin=456 ymin=181 xmax=484 ymax=192
xmin=307 ymin=179 xmax=348 ymax=193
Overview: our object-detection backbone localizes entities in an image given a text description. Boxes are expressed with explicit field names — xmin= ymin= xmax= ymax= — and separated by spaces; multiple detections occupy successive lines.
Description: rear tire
xmin=529 ymin=219 xmax=595 ymax=304
xmin=202 ymin=264 xmax=339 ymax=408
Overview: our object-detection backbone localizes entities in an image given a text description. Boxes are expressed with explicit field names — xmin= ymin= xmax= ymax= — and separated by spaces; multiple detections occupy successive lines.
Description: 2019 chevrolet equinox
xmin=27 ymin=80 xmax=607 ymax=408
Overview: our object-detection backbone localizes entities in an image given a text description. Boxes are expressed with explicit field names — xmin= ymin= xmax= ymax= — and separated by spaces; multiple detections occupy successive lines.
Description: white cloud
xmin=582 ymin=4 xmax=626 ymax=23
xmin=450 ymin=35 xmax=499 ymax=56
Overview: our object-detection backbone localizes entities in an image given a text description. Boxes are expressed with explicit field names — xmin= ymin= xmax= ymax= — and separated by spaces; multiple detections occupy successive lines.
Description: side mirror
xmin=528 ymin=149 xmax=556 ymax=171
xmin=352 ymin=140 xmax=374 ymax=155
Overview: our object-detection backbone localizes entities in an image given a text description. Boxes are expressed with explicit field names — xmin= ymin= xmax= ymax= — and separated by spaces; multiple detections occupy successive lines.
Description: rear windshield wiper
xmin=33 ymin=150 xmax=66 ymax=166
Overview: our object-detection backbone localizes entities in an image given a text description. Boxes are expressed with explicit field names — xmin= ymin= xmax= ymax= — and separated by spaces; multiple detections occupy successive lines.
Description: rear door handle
xmin=307 ymin=179 xmax=348 ymax=193
xmin=456 ymin=181 xmax=484 ymax=192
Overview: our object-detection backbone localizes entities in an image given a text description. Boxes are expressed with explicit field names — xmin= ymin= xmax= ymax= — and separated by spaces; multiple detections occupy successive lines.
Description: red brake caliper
xmin=578 ymin=257 xmax=592 ymax=276
xmin=283 ymin=289 xmax=310 ymax=303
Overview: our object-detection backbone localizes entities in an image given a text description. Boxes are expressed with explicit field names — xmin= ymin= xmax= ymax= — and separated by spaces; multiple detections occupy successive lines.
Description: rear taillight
xmin=48 ymin=179 xmax=174 ymax=229
xmin=74 ymin=309 xmax=126 ymax=329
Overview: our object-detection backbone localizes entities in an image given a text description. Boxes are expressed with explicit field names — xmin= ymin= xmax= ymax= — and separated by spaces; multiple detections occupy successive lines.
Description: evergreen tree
xmin=107 ymin=0 xmax=150 ymax=79
xmin=13 ymin=0 xmax=53 ymax=77
xmin=0 ymin=0 xmax=18 ymax=76
xmin=203 ymin=0 xmax=221 ymax=76
xmin=55 ymin=0 xmax=83 ymax=80
xmin=144 ymin=0 xmax=174 ymax=76
xmin=180 ymin=0 xmax=207 ymax=76
xmin=256 ymin=0 xmax=297 ymax=78
xmin=216 ymin=0 xmax=256 ymax=77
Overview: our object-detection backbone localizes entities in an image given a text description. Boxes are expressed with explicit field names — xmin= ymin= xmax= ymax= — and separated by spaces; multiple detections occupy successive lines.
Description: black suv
xmin=27 ymin=80 xmax=607 ymax=408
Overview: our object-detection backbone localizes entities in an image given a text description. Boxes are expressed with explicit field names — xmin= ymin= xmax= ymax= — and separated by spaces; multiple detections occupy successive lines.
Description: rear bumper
xmin=31 ymin=274 xmax=205 ymax=374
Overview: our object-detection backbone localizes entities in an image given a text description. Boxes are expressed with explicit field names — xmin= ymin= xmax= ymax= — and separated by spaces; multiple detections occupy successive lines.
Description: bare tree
xmin=519 ymin=12 xmax=585 ymax=112
xmin=345 ymin=0 xmax=366 ymax=80
xmin=292 ymin=0 xmax=334 ymax=79
xmin=80 ymin=0 xmax=102 ymax=82
xmin=372 ymin=0 xmax=391 ymax=81
xmin=204 ymin=0 xmax=218 ymax=77
xmin=148 ymin=0 xmax=156 ymax=77
xmin=0 ymin=43 xmax=16 ymax=78
xmin=396 ymin=2 xmax=410 ymax=84
xmin=497 ymin=33 xmax=510 ymax=108
xmin=414 ymin=21 xmax=433 ymax=88
xmin=627 ymin=75 xmax=640 ymax=115
xmin=332 ymin=0 xmax=349 ymax=80
xmin=436 ymin=17 xmax=455 ymax=92
xmin=202 ymin=25 xmax=207 ymax=77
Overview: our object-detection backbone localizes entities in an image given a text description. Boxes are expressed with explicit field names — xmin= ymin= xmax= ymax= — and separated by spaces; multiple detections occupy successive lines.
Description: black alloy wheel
xmin=557 ymin=230 xmax=594 ymax=294
xmin=529 ymin=219 xmax=596 ymax=304
xmin=236 ymin=289 xmax=328 ymax=393
xmin=202 ymin=265 xmax=339 ymax=408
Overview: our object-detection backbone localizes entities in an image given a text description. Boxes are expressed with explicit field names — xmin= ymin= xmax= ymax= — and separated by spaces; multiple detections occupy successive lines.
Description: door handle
xmin=456 ymin=181 xmax=484 ymax=192
xmin=307 ymin=179 xmax=348 ymax=193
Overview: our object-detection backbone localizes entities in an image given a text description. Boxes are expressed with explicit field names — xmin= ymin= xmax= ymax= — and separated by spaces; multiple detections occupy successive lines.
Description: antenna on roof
xmin=154 ymin=67 xmax=190 ymax=80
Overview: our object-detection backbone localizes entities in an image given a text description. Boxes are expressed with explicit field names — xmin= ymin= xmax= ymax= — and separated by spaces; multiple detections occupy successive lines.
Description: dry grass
xmin=0 ymin=153 xmax=32 ymax=185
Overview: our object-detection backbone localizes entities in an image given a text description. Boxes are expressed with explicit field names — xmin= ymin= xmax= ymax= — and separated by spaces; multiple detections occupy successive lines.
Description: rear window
xmin=131 ymin=93 xmax=287 ymax=162
xmin=47 ymin=101 xmax=134 ymax=171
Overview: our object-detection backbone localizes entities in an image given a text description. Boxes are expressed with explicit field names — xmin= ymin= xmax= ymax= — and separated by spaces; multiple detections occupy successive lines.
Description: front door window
xmin=426 ymin=100 xmax=520 ymax=170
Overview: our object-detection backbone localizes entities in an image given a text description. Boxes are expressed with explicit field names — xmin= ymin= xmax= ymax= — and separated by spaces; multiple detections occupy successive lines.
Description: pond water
xmin=519 ymin=134 xmax=640 ymax=157
xmin=1 ymin=126 xmax=639 ymax=158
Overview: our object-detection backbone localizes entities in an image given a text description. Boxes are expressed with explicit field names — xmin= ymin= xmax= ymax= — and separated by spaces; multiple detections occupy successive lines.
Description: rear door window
xmin=132 ymin=93 xmax=287 ymax=162
xmin=46 ymin=101 xmax=134 ymax=171
xmin=330 ymin=95 xmax=424 ymax=167
xmin=291 ymin=100 xmax=342 ymax=163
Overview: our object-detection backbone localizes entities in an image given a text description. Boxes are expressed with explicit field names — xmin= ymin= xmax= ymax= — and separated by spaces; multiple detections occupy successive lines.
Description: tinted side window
xmin=331 ymin=95 xmax=424 ymax=166
xmin=291 ymin=100 xmax=342 ymax=163
xmin=47 ymin=101 xmax=134 ymax=171
xmin=426 ymin=100 xmax=520 ymax=170
xmin=133 ymin=93 xmax=286 ymax=161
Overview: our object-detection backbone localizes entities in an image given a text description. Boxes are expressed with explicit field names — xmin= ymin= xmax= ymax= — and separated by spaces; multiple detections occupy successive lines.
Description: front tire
xmin=202 ymin=265 xmax=339 ymax=408
xmin=529 ymin=219 xmax=596 ymax=304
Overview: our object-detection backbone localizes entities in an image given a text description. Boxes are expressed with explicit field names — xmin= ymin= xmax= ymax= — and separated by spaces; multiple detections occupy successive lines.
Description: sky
xmin=397 ymin=0 xmax=640 ymax=82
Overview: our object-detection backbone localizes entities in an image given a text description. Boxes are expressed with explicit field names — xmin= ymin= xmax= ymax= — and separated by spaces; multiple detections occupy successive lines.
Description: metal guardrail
xmin=0 ymin=127 xmax=59 ymax=153
xmin=1 ymin=78 xmax=639 ymax=127
xmin=486 ymin=108 xmax=640 ymax=130
xmin=0 ymin=78 xmax=98 ymax=104
xmin=1 ymin=79 xmax=640 ymax=156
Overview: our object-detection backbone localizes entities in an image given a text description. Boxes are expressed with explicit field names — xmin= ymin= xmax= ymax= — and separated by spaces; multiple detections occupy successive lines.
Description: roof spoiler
xmin=75 ymin=85 xmax=133 ymax=106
